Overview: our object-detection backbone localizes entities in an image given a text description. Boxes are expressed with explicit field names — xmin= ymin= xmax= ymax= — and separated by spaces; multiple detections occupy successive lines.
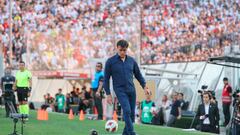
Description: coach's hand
xmin=27 ymin=92 xmax=31 ymax=97
xmin=107 ymin=95 xmax=113 ymax=104
xmin=12 ymin=85 xmax=16 ymax=91
xmin=144 ymin=87 xmax=151 ymax=95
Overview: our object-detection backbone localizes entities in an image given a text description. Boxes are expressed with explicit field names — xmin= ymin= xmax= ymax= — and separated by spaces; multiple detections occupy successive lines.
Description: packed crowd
xmin=141 ymin=0 xmax=240 ymax=64
xmin=1 ymin=0 xmax=240 ymax=69
xmin=0 ymin=0 xmax=139 ymax=70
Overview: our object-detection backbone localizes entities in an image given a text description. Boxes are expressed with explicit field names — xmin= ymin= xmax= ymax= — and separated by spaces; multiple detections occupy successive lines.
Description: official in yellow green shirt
xmin=14 ymin=61 xmax=32 ymax=116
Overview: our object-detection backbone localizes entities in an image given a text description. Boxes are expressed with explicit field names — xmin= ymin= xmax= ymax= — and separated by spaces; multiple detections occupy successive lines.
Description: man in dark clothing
xmin=167 ymin=92 xmax=181 ymax=127
xmin=196 ymin=92 xmax=220 ymax=134
xmin=91 ymin=62 xmax=104 ymax=120
xmin=79 ymin=86 xmax=93 ymax=113
xmin=1 ymin=67 xmax=18 ymax=117
xmin=104 ymin=40 xmax=150 ymax=135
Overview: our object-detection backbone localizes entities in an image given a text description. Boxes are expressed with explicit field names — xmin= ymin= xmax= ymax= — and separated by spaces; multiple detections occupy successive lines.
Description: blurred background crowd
xmin=0 ymin=0 xmax=240 ymax=69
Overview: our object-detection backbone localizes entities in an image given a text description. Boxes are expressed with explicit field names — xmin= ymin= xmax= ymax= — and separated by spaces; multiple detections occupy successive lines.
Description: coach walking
xmin=104 ymin=40 xmax=150 ymax=135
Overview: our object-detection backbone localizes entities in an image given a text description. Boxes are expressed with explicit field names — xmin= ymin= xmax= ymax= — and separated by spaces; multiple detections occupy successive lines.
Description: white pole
xmin=8 ymin=0 xmax=13 ymax=66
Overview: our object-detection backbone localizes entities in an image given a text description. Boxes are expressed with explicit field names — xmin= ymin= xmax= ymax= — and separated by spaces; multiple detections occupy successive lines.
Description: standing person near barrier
xmin=13 ymin=61 xmax=32 ymax=116
xmin=56 ymin=88 xmax=65 ymax=113
xmin=167 ymin=92 xmax=181 ymax=127
xmin=91 ymin=62 xmax=104 ymax=120
xmin=1 ymin=67 xmax=17 ymax=117
xmin=222 ymin=77 xmax=232 ymax=126
xmin=140 ymin=94 xmax=155 ymax=124
xmin=104 ymin=40 xmax=150 ymax=135
xmin=196 ymin=92 xmax=220 ymax=134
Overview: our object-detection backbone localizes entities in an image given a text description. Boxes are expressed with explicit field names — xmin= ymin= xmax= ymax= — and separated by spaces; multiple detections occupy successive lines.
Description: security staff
xmin=1 ymin=67 xmax=17 ymax=117
xmin=13 ymin=61 xmax=32 ymax=116
xmin=104 ymin=40 xmax=150 ymax=135
xmin=222 ymin=77 xmax=232 ymax=126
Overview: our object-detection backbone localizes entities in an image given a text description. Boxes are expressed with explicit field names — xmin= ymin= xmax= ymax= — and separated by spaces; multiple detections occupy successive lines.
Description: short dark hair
xmin=117 ymin=40 xmax=129 ymax=48
xmin=19 ymin=61 xmax=25 ymax=65
xmin=96 ymin=62 xmax=103 ymax=68
xmin=178 ymin=93 xmax=184 ymax=97
xmin=223 ymin=77 xmax=228 ymax=81
xmin=203 ymin=92 xmax=211 ymax=99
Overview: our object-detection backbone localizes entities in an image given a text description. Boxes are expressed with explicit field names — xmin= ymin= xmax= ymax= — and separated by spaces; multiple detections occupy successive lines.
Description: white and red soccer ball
xmin=105 ymin=120 xmax=118 ymax=132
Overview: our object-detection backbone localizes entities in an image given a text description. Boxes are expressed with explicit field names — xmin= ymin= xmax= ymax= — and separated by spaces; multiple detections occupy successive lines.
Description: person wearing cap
xmin=222 ymin=77 xmax=232 ymax=126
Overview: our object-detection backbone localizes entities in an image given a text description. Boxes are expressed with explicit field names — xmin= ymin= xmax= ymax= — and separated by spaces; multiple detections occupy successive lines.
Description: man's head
xmin=58 ymin=88 xmax=62 ymax=94
xmin=172 ymin=92 xmax=178 ymax=101
xmin=162 ymin=95 xmax=168 ymax=101
xmin=203 ymin=92 xmax=211 ymax=104
xmin=178 ymin=93 xmax=184 ymax=100
xmin=4 ymin=67 xmax=12 ymax=76
xmin=95 ymin=62 xmax=103 ymax=72
xmin=19 ymin=61 xmax=25 ymax=71
xmin=145 ymin=93 xmax=152 ymax=101
xmin=82 ymin=86 xmax=87 ymax=91
xmin=117 ymin=40 xmax=128 ymax=59
xmin=223 ymin=77 xmax=228 ymax=85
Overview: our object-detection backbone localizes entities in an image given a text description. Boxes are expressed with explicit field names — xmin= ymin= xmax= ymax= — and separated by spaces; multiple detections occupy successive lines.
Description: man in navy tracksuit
xmin=104 ymin=40 xmax=150 ymax=135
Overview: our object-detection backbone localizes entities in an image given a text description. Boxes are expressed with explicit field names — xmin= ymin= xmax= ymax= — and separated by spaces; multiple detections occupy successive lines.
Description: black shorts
xmin=17 ymin=87 xmax=29 ymax=102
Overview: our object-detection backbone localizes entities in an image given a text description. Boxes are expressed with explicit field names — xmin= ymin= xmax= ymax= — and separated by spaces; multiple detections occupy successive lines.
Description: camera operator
xmin=1 ymin=67 xmax=17 ymax=117
xmin=230 ymin=92 xmax=240 ymax=134
xmin=222 ymin=77 xmax=232 ymax=126
xmin=196 ymin=92 xmax=220 ymax=134
xmin=234 ymin=101 xmax=240 ymax=133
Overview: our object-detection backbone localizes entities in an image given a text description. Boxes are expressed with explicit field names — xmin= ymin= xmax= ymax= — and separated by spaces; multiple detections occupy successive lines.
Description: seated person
xmin=42 ymin=93 xmax=55 ymax=111
xmin=140 ymin=94 xmax=155 ymax=124
xmin=78 ymin=86 xmax=93 ymax=113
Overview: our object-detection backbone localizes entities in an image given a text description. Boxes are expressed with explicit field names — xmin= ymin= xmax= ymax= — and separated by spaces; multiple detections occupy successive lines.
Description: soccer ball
xmin=105 ymin=120 xmax=118 ymax=132
xmin=90 ymin=129 xmax=98 ymax=135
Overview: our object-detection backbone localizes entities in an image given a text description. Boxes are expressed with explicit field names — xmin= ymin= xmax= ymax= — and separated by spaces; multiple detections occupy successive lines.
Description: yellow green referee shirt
xmin=16 ymin=69 xmax=32 ymax=87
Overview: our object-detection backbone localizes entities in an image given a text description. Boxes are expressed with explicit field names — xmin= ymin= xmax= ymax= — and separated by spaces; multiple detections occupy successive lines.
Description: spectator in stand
xmin=1 ymin=0 xmax=240 ymax=68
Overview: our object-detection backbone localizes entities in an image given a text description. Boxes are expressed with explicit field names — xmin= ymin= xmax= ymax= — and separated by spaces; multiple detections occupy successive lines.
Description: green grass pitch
xmin=0 ymin=109 xmax=210 ymax=135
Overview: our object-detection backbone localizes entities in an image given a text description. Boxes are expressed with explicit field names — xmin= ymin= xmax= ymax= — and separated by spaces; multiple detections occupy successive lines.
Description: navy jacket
xmin=103 ymin=54 xmax=146 ymax=95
